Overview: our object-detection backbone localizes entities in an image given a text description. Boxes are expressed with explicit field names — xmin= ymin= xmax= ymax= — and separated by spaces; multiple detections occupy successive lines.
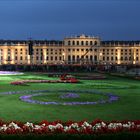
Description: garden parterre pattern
xmin=1 ymin=90 xmax=119 ymax=105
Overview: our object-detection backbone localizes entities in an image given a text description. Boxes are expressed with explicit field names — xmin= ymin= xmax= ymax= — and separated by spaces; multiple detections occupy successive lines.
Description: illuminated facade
xmin=0 ymin=34 xmax=140 ymax=65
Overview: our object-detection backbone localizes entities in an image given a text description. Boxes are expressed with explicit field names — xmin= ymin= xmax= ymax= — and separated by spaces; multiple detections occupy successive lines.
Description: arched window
xmin=90 ymin=41 xmax=93 ymax=45
xmin=72 ymin=41 xmax=75 ymax=45
xmin=81 ymin=41 xmax=84 ymax=46
xmin=68 ymin=41 xmax=71 ymax=46
xmin=86 ymin=41 xmax=88 ymax=45
xmin=94 ymin=41 xmax=97 ymax=45
xmin=77 ymin=41 xmax=79 ymax=45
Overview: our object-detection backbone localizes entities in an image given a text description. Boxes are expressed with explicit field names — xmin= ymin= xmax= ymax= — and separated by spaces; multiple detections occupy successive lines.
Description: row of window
xmin=1 ymin=56 xmax=139 ymax=62
xmin=67 ymin=40 xmax=98 ymax=46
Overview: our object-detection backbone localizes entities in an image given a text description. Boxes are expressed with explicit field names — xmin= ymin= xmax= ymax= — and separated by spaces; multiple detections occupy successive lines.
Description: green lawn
xmin=0 ymin=72 xmax=140 ymax=122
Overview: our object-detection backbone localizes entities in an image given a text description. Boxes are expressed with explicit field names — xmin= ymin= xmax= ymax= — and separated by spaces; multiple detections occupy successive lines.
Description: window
xmin=40 ymin=56 xmax=43 ymax=60
xmin=72 ymin=55 xmax=75 ymax=61
xmin=68 ymin=41 xmax=71 ymax=46
xmin=68 ymin=55 xmax=71 ymax=61
xmin=20 ymin=56 xmax=22 ymax=60
xmin=90 ymin=41 xmax=93 ymax=45
xmin=77 ymin=41 xmax=79 ymax=45
xmin=55 ymin=56 xmax=57 ymax=60
xmin=86 ymin=41 xmax=88 ymax=45
xmin=81 ymin=41 xmax=84 ymax=46
xmin=107 ymin=57 xmax=109 ymax=61
xmin=15 ymin=56 xmax=17 ymax=60
xmin=94 ymin=41 xmax=97 ymax=45
xmin=51 ymin=56 xmax=53 ymax=60
xmin=72 ymin=41 xmax=75 ymax=45
xmin=94 ymin=55 xmax=97 ymax=61
xmin=8 ymin=56 xmax=11 ymax=61
xmin=125 ymin=57 xmax=127 ymax=60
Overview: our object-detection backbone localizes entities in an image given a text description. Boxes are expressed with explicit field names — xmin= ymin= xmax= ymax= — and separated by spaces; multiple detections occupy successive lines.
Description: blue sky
xmin=0 ymin=0 xmax=140 ymax=40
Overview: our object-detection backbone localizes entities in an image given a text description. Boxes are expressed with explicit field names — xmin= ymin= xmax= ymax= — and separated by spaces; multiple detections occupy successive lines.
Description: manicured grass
xmin=0 ymin=72 xmax=140 ymax=122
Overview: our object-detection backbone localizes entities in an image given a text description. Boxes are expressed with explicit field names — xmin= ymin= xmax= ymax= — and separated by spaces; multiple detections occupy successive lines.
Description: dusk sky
xmin=0 ymin=0 xmax=140 ymax=40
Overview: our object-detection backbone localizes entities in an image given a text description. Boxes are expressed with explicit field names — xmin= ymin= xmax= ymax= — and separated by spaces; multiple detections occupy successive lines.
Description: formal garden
xmin=0 ymin=71 xmax=140 ymax=139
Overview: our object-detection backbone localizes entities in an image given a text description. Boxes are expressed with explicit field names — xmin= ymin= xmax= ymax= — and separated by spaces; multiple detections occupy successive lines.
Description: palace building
xmin=0 ymin=34 xmax=140 ymax=65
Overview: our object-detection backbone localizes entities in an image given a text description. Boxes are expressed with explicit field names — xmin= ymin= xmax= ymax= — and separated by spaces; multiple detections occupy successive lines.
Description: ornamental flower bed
xmin=10 ymin=79 xmax=78 ymax=85
xmin=0 ymin=120 xmax=140 ymax=135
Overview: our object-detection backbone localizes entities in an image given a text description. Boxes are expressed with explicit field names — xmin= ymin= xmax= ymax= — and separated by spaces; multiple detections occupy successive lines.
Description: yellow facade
xmin=0 ymin=34 xmax=140 ymax=65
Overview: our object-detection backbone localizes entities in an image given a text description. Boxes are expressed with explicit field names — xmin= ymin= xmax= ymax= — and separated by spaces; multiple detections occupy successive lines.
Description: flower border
xmin=0 ymin=119 xmax=140 ymax=135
